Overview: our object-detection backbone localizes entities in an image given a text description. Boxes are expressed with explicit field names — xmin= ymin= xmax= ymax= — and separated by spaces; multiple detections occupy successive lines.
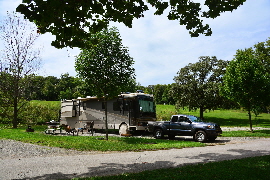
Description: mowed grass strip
xmin=0 ymin=126 xmax=205 ymax=151
xmin=72 ymin=155 xmax=270 ymax=180
xmin=222 ymin=130 xmax=270 ymax=137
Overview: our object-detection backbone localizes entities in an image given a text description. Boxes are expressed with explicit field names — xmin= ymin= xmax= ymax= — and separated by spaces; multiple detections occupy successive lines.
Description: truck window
xmin=171 ymin=116 xmax=178 ymax=122
xmin=179 ymin=116 xmax=185 ymax=122
xmin=179 ymin=116 xmax=189 ymax=122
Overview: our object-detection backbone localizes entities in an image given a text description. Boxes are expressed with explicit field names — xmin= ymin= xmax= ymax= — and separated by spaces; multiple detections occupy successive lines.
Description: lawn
xmin=0 ymin=126 xmax=205 ymax=151
xmin=156 ymin=104 xmax=270 ymax=128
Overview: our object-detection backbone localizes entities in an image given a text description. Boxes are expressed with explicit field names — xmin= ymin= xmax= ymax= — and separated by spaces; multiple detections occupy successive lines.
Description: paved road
xmin=1 ymin=138 xmax=270 ymax=180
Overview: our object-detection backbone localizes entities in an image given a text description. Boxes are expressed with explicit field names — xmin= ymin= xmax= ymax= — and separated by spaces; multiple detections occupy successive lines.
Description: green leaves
xmin=204 ymin=0 xmax=246 ymax=18
xmin=173 ymin=56 xmax=229 ymax=118
xmin=75 ymin=27 xmax=135 ymax=99
xmin=16 ymin=0 xmax=245 ymax=49
xmin=222 ymin=38 xmax=270 ymax=130
xmin=223 ymin=43 xmax=270 ymax=110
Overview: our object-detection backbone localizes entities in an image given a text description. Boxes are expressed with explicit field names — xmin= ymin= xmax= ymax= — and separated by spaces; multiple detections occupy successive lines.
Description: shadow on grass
xmin=18 ymin=148 xmax=270 ymax=180
xmin=257 ymin=130 xmax=270 ymax=134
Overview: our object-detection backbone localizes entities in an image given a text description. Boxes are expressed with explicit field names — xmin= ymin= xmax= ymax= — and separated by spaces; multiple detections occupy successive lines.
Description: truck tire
xmin=154 ymin=129 xmax=164 ymax=139
xmin=119 ymin=124 xmax=129 ymax=135
xmin=194 ymin=130 xmax=207 ymax=142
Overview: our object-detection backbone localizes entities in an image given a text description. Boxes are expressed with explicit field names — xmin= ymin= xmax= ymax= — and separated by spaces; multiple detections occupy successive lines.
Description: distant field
xmin=156 ymin=104 xmax=270 ymax=128
xmin=30 ymin=100 xmax=61 ymax=107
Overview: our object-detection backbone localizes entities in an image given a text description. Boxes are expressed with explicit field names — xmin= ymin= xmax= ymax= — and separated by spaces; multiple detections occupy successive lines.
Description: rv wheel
xmin=119 ymin=124 xmax=129 ymax=136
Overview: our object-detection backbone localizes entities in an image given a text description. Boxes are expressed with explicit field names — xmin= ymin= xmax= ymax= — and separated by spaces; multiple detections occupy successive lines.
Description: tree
xmin=172 ymin=56 xmax=228 ymax=119
xmin=0 ymin=12 xmax=41 ymax=128
xmin=154 ymin=84 xmax=167 ymax=104
xmin=16 ymin=0 xmax=246 ymax=49
xmin=42 ymin=76 xmax=59 ymax=101
xmin=58 ymin=73 xmax=83 ymax=100
xmin=25 ymin=75 xmax=46 ymax=100
xmin=222 ymin=41 xmax=270 ymax=132
xmin=162 ymin=84 xmax=175 ymax=105
xmin=75 ymin=27 xmax=135 ymax=140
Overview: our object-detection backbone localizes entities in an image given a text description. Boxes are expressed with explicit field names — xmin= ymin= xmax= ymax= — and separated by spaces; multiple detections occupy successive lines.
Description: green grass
xmin=72 ymin=155 xmax=270 ymax=180
xmin=30 ymin=100 xmax=61 ymax=106
xmin=0 ymin=126 xmax=205 ymax=151
xmin=1 ymin=125 xmax=270 ymax=153
xmin=222 ymin=130 xmax=270 ymax=137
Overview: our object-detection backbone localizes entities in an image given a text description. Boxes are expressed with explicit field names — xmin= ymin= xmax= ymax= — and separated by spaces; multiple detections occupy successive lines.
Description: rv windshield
xmin=139 ymin=100 xmax=155 ymax=112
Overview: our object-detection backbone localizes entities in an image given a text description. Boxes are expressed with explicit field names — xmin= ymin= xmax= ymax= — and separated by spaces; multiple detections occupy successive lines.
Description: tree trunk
xmin=12 ymin=98 xmax=18 ymax=128
xmin=199 ymin=106 xmax=204 ymax=120
xmin=248 ymin=110 xmax=253 ymax=132
xmin=105 ymin=99 xmax=109 ymax=140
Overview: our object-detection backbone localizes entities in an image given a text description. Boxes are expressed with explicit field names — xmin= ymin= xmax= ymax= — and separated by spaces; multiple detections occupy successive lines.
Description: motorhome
xmin=60 ymin=91 xmax=156 ymax=135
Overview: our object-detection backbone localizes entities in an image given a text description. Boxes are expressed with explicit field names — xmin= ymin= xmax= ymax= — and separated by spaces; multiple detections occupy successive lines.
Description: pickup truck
xmin=147 ymin=114 xmax=222 ymax=142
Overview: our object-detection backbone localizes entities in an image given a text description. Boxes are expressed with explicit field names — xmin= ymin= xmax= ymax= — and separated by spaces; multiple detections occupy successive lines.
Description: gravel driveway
xmin=1 ymin=130 xmax=270 ymax=180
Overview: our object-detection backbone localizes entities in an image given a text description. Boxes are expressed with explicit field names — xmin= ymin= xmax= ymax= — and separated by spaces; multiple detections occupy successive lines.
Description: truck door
xmin=178 ymin=116 xmax=193 ymax=135
xmin=169 ymin=115 xmax=180 ymax=134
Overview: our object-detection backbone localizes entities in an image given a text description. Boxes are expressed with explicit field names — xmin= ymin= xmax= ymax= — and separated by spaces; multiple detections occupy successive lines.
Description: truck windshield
xmin=139 ymin=100 xmax=155 ymax=112
xmin=189 ymin=116 xmax=203 ymax=122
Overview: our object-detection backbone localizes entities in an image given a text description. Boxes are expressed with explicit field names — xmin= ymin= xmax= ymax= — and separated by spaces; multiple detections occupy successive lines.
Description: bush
xmin=22 ymin=101 xmax=60 ymax=125
xmin=0 ymin=101 xmax=60 ymax=125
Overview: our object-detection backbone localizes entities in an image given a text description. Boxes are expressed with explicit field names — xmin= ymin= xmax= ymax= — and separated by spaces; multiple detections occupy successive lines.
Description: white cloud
xmin=35 ymin=33 xmax=80 ymax=77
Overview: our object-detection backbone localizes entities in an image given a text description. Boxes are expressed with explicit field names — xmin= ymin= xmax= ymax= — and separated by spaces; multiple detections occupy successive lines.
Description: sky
xmin=0 ymin=0 xmax=269 ymax=86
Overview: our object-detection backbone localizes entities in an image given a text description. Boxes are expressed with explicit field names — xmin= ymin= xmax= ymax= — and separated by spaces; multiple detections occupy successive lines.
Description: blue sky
xmin=0 ymin=0 xmax=270 ymax=86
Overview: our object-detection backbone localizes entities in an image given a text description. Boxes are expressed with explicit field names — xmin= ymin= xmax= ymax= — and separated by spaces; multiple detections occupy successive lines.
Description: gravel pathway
xmin=0 ymin=139 xmax=110 ymax=160
xmin=1 ymin=137 xmax=270 ymax=180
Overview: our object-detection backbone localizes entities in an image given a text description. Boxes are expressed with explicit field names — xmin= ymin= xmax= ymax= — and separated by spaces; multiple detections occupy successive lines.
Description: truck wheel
xmin=119 ymin=124 xmax=129 ymax=135
xmin=194 ymin=130 xmax=207 ymax=142
xmin=154 ymin=129 xmax=164 ymax=139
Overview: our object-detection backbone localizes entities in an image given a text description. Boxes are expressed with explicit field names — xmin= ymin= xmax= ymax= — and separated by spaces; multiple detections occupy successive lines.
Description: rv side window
xmin=124 ymin=100 xmax=130 ymax=111
xmin=113 ymin=102 xmax=121 ymax=111
xmin=83 ymin=102 xmax=86 ymax=110
xmin=72 ymin=105 xmax=77 ymax=117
